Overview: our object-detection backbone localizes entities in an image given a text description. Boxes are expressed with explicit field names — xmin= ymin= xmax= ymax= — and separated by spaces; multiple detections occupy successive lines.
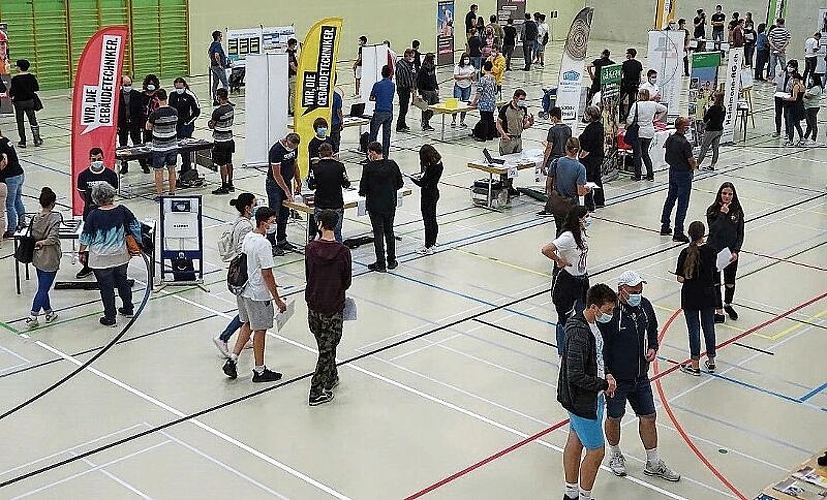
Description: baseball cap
xmin=617 ymin=270 xmax=647 ymax=287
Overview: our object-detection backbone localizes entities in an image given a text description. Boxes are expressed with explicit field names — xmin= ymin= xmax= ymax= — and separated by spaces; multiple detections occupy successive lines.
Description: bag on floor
xmin=176 ymin=168 xmax=204 ymax=189
xmin=227 ymin=252 xmax=248 ymax=295
xmin=359 ymin=132 xmax=370 ymax=153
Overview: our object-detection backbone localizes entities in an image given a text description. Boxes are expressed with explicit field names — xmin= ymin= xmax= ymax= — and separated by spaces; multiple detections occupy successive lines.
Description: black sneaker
xmin=222 ymin=359 xmax=238 ymax=379
xmin=367 ymin=263 xmax=386 ymax=272
xmin=631 ymin=176 xmax=642 ymax=181
xmin=714 ymin=313 xmax=726 ymax=324
xmin=672 ymin=233 xmax=690 ymax=243
xmin=423 ymin=125 xmax=435 ymax=131
xmin=645 ymin=176 xmax=655 ymax=181
xmin=271 ymin=245 xmax=285 ymax=257
xmin=277 ymin=241 xmax=296 ymax=251
xmin=141 ymin=166 xmax=151 ymax=174
xmin=212 ymin=186 xmax=230 ymax=195
xmin=679 ymin=363 xmax=701 ymax=376
xmin=537 ymin=210 xmax=554 ymax=217
xmin=660 ymin=227 xmax=672 ymax=236
xmin=325 ymin=378 xmax=340 ymax=391
xmin=17 ymin=141 xmax=26 ymax=149
xmin=704 ymin=360 xmax=716 ymax=373
xmin=507 ymin=188 xmax=520 ymax=196
xmin=309 ymin=391 xmax=335 ymax=406
xmin=387 ymin=260 xmax=399 ymax=270
xmin=724 ymin=305 xmax=738 ymax=320
xmin=118 ymin=307 xmax=134 ymax=318
xmin=99 ymin=316 xmax=117 ymax=327
xmin=227 ymin=184 xmax=236 ymax=192
xmin=252 ymin=368 xmax=283 ymax=383
xmin=75 ymin=267 xmax=94 ymax=279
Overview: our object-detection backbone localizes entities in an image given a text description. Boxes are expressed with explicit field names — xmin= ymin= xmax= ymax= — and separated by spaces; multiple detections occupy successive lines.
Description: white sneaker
xmin=212 ymin=336 xmax=230 ymax=358
xmin=608 ymin=451 xmax=627 ymax=476
xmin=25 ymin=316 xmax=39 ymax=328
xmin=644 ymin=459 xmax=681 ymax=482
xmin=416 ymin=246 xmax=435 ymax=255
xmin=44 ymin=311 xmax=58 ymax=323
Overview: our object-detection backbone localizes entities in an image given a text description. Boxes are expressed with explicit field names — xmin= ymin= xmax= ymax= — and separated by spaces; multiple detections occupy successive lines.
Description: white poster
xmin=226 ymin=26 xmax=296 ymax=66
xmin=360 ymin=44 xmax=389 ymax=116
xmin=262 ymin=26 xmax=296 ymax=53
xmin=721 ymin=47 xmax=743 ymax=144
xmin=557 ymin=8 xmax=595 ymax=128
xmin=244 ymin=54 xmax=289 ymax=167
xmin=817 ymin=9 xmax=827 ymax=75
xmin=647 ymin=30 xmax=685 ymax=117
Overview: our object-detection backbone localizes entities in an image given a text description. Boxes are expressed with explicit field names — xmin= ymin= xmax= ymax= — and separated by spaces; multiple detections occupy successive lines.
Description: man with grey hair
xmin=78 ymin=182 xmax=141 ymax=327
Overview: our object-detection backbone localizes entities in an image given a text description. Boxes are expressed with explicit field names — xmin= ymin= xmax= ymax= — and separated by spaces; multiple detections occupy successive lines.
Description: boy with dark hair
xmin=75 ymin=147 xmax=119 ymax=278
xmin=359 ymin=141 xmax=404 ymax=272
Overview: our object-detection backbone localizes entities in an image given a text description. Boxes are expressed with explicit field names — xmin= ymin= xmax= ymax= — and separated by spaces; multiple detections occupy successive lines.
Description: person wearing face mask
xmin=116 ymin=75 xmax=144 ymax=174
xmin=676 ymin=221 xmax=718 ymax=376
xmin=496 ymin=89 xmax=535 ymax=196
xmin=267 ymin=133 xmax=302 ymax=256
xmin=416 ymin=53 xmax=440 ymax=131
xmin=542 ymin=205 xmax=591 ymax=357
xmin=26 ymin=187 xmax=62 ymax=328
xmin=557 ymin=283 xmax=618 ymax=500
xmin=539 ymin=136 xmax=589 ymax=230
xmin=308 ymin=143 xmax=349 ymax=243
xmin=359 ymin=141 xmax=404 ymax=272
xmin=139 ymin=74 xmax=162 ymax=174
xmin=74 ymin=147 xmax=119 ymax=279
xmin=209 ymin=88 xmax=235 ymax=194
xmin=368 ymin=65 xmax=395 ymax=159
xmin=168 ymin=77 xmax=200 ymax=175
xmin=600 ymin=271 xmax=681 ymax=482
xmin=638 ymin=70 xmax=661 ymax=102
xmin=395 ymin=49 xmax=417 ymax=133
xmin=308 ymin=117 xmax=335 ymax=163
xmin=452 ymin=53 xmax=476 ymax=128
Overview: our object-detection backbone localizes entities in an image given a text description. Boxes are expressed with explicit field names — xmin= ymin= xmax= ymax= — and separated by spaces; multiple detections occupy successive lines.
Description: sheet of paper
xmin=343 ymin=297 xmax=357 ymax=321
xmin=357 ymin=198 xmax=367 ymax=216
xmin=716 ymin=247 xmax=732 ymax=272
xmin=507 ymin=166 xmax=518 ymax=179
xmin=773 ymin=92 xmax=791 ymax=99
xmin=585 ymin=182 xmax=601 ymax=190
xmin=275 ymin=299 xmax=295 ymax=331
xmin=396 ymin=191 xmax=403 ymax=208
xmin=535 ymin=165 xmax=544 ymax=183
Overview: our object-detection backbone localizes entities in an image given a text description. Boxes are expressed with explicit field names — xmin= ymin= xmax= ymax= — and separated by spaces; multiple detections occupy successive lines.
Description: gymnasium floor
xmin=1 ymin=40 xmax=825 ymax=499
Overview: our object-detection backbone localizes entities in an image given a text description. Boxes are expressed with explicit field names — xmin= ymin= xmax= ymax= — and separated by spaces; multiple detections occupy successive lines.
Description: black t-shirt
xmin=621 ymin=59 xmax=643 ymax=87
xmin=465 ymin=11 xmax=476 ymax=31
xmin=287 ymin=48 xmax=298 ymax=77
xmin=693 ymin=16 xmax=706 ymax=38
xmin=268 ymin=141 xmax=298 ymax=189
xmin=579 ymin=122 xmax=605 ymax=158
xmin=0 ymin=137 xmax=23 ymax=181
xmin=591 ymin=57 xmax=615 ymax=89
xmin=308 ymin=158 xmax=350 ymax=209
xmin=503 ymin=25 xmax=517 ymax=46
xmin=77 ymin=166 xmax=120 ymax=218
xmin=523 ymin=20 xmax=538 ymax=41
xmin=308 ymin=136 xmax=335 ymax=161
xmin=703 ymin=104 xmax=725 ymax=131
xmin=468 ymin=36 xmax=482 ymax=57
xmin=711 ymin=12 xmax=725 ymax=33
xmin=675 ymin=244 xmax=717 ymax=310
xmin=665 ymin=133 xmax=694 ymax=171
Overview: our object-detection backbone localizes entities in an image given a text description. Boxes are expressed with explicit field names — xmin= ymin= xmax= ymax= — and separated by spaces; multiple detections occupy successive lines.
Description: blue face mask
xmin=316 ymin=127 xmax=327 ymax=137
xmin=583 ymin=217 xmax=592 ymax=229
xmin=626 ymin=293 xmax=642 ymax=307
xmin=596 ymin=311 xmax=613 ymax=324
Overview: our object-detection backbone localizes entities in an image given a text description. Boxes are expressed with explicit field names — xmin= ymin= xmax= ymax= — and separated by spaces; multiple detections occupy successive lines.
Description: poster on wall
xmin=0 ymin=22 xmax=11 ymax=115
xmin=497 ymin=0 xmax=526 ymax=25
xmin=721 ymin=47 xmax=743 ymax=143
xmin=437 ymin=1 xmax=455 ymax=66
xmin=226 ymin=26 xmax=297 ymax=66
xmin=647 ymin=30 xmax=684 ymax=116
xmin=687 ymin=51 xmax=721 ymax=145
xmin=70 ymin=26 xmax=128 ymax=216
xmin=556 ymin=7 xmax=595 ymax=128
xmin=816 ymin=8 xmax=827 ymax=75
xmin=295 ymin=17 xmax=342 ymax=177
xmin=262 ymin=26 xmax=296 ymax=52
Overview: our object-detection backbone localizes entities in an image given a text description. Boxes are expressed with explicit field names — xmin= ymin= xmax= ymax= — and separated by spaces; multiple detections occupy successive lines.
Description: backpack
xmin=359 ymin=132 xmax=370 ymax=153
xmin=542 ymin=32 xmax=549 ymax=46
xmin=218 ymin=219 xmax=244 ymax=262
xmin=176 ymin=168 xmax=204 ymax=188
xmin=226 ymin=252 xmax=249 ymax=295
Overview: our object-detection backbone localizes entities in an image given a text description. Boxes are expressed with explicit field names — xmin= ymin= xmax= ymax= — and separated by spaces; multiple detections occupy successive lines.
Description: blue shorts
xmin=568 ymin=395 xmax=605 ymax=450
xmin=453 ymin=84 xmax=472 ymax=101
xmin=152 ymin=150 xmax=177 ymax=170
xmin=606 ymin=376 xmax=657 ymax=419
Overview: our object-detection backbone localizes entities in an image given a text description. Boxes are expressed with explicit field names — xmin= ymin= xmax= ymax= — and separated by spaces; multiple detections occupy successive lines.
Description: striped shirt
xmin=395 ymin=59 xmax=416 ymax=90
xmin=211 ymin=103 xmax=234 ymax=142
xmin=767 ymin=26 xmax=791 ymax=52
xmin=148 ymin=106 xmax=179 ymax=151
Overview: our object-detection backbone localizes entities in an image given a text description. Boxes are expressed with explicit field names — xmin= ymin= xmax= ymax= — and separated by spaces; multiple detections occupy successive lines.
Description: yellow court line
xmin=755 ymin=307 xmax=827 ymax=340
xmin=452 ymin=248 xmax=551 ymax=278
xmin=651 ymin=303 xmax=746 ymax=333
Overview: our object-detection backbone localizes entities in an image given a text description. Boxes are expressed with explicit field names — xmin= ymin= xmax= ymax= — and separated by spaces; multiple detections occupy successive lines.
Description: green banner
xmin=766 ymin=0 xmax=787 ymax=26
xmin=600 ymin=63 xmax=622 ymax=87
xmin=691 ymin=51 xmax=721 ymax=68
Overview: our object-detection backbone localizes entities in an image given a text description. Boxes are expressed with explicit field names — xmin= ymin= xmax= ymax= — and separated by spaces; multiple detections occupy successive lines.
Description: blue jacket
xmin=756 ymin=33 xmax=769 ymax=51
xmin=598 ymin=297 xmax=659 ymax=381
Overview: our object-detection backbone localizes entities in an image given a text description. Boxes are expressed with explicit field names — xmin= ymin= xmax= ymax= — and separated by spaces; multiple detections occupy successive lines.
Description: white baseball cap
xmin=617 ymin=270 xmax=647 ymax=287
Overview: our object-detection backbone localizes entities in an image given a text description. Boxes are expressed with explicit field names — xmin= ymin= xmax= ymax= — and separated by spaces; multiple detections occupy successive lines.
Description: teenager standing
xmin=706 ymin=183 xmax=744 ymax=324
xmin=411 ymin=144 xmax=443 ymax=255
xmin=26 ymin=187 xmax=61 ymax=327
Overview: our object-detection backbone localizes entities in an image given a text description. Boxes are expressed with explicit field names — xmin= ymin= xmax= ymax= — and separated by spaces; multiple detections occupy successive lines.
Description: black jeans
xmin=774 ymin=96 xmax=784 ymax=134
xmin=755 ymin=49 xmax=769 ymax=80
xmin=478 ymin=110 xmax=496 ymax=140
xmin=330 ymin=124 xmax=342 ymax=153
xmin=266 ymin=180 xmax=290 ymax=244
xmin=744 ymin=44 xmax=755 ymax=67
xmin=13 ymin=99 xmax=38 ymax=144
xmin=421 ymin=191 xmax=439 ymax=248
xmin=714 ymin=258 xmax=738 ymax=309
xmin=552 ymin=269 xmax=589 ymax=356
xmin=683 ymin=55 xmax=689 ymax=76
xmin=803 ymin=57 xmax=817 ymax=82
xmin=502 ymin=45 xmax=515 ymax=70
xmin=177 ymin=123 xmax=195 ymax=173
xmin=522 ymin=42 xmax=533 ymax=69
xmin=632 ymin=137 xmax=653 ymax=179
xmin=583 ymin=156 xmax=605 ymax=210
xmin=804 ymin=107 xmax=820 ymax=139
xmin=93 ymin=264 xmax=133 ymax=320
xmin=368 ymin=210 xmax=396 ymax=268
xmin=397 ymin=87 xmax=412 ymax=130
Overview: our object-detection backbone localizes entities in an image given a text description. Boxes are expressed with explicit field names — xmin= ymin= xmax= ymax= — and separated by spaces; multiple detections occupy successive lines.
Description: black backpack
xmin=226 ymin=252 xmax=248 ymax=295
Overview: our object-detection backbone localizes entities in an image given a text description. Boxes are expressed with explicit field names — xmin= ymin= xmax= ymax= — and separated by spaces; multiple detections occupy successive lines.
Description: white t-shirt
xmin=639 ymin=81 xmax=661 ymax=100
xmin=805 ymin=37 xmax=820 ymax=57
xmin=537 ymin=23 xmax=549 ymax=41
xmin=627 ymin=100 xmax=668 ymax=139
xmin=589 ymin=321 xmax=605 ymax=382
xmin=552 ymin=231 xmax=588 ymax=276
xmin=241 ymin=231 xmax=276 ymax=301
xmin=453 ymin=64 xmax=476 ymax=89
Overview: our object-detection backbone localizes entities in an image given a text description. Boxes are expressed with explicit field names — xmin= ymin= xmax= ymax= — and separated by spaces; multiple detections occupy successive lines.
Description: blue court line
xmin=800 ymin=381 xmax=827 ymax=402
xmin=708 ymin=372 xmax=827 ymax=412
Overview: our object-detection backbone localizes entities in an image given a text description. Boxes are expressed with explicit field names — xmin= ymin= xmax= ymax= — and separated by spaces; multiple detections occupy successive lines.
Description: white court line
xmin=0 ymin=345 xmax=31 ymax=364
xmin=68 ymin=450 xmax=152 ymax=499
xmin=389 ymin=333 xmax=463 ymax=361
xmin=0 ymin=423 xmax=145 ymax=477
xmin=32 ymin=340 xmax=351 ymax=500
xmin=157 ymin=429 xmax=290 ymax=500
xmin=11 ymin=440 xmax=170 ymax=500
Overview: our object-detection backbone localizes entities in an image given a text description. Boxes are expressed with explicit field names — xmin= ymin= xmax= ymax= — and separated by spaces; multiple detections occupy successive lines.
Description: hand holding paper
xmin=716 ymin=247 xmax=732 ymax=272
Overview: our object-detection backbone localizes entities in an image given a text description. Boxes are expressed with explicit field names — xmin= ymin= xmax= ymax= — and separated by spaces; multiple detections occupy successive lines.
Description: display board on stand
xmin=360 ymin=44 xmax=389 ymax=117
xmin=556 ymin=7 xmax=595 ymax=128
xmin=243 ymin=54 xmax=288 ymax=168
xmin=687 ymin=51 xmax=721 ymax=146
xmin=225 ymin=26 xmax=296 ymax=66
xmin=721 ymin=47 xmax=743 ymax=144
xmin=647 ymin=29 xmax=684 ymax=116
xmin=437 ymin=0 xmax=455 ymax=66
xmin=158 ymin=195 xmax=205 ymax=291
xmin=600 ymin=63 xmax=622 ymax=150
xmin=497 ymin=0 xmax=526 ymax=26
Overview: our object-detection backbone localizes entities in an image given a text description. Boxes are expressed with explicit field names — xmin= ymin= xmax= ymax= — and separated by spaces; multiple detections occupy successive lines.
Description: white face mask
xmin=122 ymin=86 xmax=132 ymax=92
xmin=90 ymin=160 xmax=104 ymax=170
xmin=146 ymin=84 xmax=156 ymax=91
xmin=175 ymin=88 xmax=185 ymax=94
xmin=463 ymin=58 xmax=470 ymax=65
xmin=649 ymin=78 xmax=657 ymax=84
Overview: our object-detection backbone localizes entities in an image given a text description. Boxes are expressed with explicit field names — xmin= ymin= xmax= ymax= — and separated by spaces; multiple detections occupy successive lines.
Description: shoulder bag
xmin=122 ymin=208 xmax=142 ymax=257
xmin=14 ymin=219 xmax=36 ymax=264
xmin=625 ymin=103 xmax=640 ymax=144
xmin=32 ymin=93 xmax=44 ymax=112
xmin=544 ymin=159 xmax=577 ymax=217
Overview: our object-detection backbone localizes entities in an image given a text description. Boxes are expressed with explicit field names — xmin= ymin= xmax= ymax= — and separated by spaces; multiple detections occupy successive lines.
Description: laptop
xmin=348 ymin=102 xmax=366 ymax=118
xmin=483 ymin=148 xmax=505 ymax=165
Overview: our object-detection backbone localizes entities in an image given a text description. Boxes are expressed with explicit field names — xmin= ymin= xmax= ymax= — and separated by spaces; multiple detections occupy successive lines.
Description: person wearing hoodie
xmin=706 ymin=182 xmax=744 ymax=324
xmin=305 ymin=209 xmax=352 ymax=406
xmin=557 ymin=283 xmax=618 ymax=500
xmin=359 ymin=141 xmax=404 ymax=272
xmin=600 ymin=270 xmax=681 ymax=482
xmin=26 ymin=187 xmax=61 ymax=327
xmin=168 ymin=77 xmax=201 ymax=175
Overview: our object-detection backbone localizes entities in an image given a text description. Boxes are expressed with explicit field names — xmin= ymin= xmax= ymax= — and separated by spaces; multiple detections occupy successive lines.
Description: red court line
xmin=403 ymin=291 xmax=827 ymax=499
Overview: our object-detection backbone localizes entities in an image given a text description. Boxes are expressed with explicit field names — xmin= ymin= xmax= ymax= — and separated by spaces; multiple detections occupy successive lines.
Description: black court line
xmin=738 ymin=239 xmax=827 ymax=280
xmin=733 ymin=303 xmax=827 ymax=331
xmin=471 ymin=318 xmax=555 ymax=348
xmin=732 ymin=342 xmax=774 ymax=355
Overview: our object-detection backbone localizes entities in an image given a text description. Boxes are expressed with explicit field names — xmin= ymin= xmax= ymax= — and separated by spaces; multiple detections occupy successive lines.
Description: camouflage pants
xmin=308 ymin=309 xmax=344 ymax=398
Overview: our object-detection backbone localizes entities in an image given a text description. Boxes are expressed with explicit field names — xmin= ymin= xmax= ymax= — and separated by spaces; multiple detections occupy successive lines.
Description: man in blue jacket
xmin=599 ymin=270 xmax=681 ymax=482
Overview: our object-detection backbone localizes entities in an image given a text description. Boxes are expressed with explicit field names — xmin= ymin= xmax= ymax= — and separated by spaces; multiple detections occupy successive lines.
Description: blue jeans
xmin=660 ymin=169 xmax=692 ymax=236
xmin=211 ymin=65 xmax=229 ymax=101
xmin=684 ymin=308 xmax=716 ymax=361
xmin=219 ymin=314 xmax=242 ymax=342
xmin=470 ymin=56 xmax=482 ymax=70
xmin=265 ymin=180 xmax=290 ymax=244
xmin=31 ymin=269 xmax=57 ymax=315
xmin=768 ymin=52 xmax=786 ymax=80
xmin=369 ymin=110 xmax=393 ymax=158
xmin=784 ymin=105 xmax=803 ymax=142
xmin=4 ymin=173 xmax=25 ymax=229
xmin=93 ymin=264 xmax=133 ymax=320
xmin=314 ymin=207 xmax=344 ymax=242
